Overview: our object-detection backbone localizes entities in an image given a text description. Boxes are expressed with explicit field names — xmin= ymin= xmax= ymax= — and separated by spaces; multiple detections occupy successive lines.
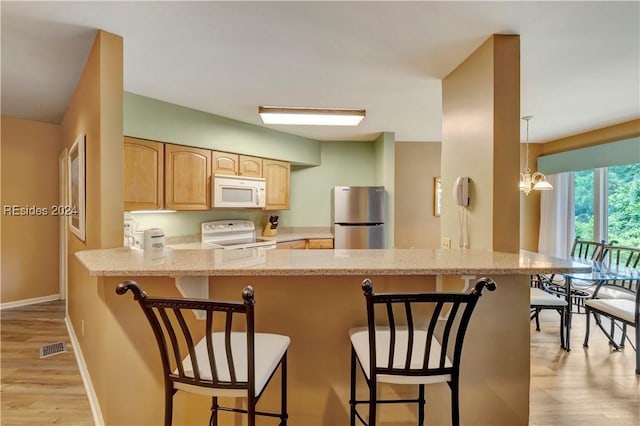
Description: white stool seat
xmin=176 ymin=332 xmax=290 ymax=397
xmin=349 ymin=326 xmax=452 ymax=385
xmin=585 ymin=299 xmax=635 ymax=323
xmin=594 ymin=287 xmax=636 ymax=301
xmin=530 ymin=288 xmax=568 ymax=307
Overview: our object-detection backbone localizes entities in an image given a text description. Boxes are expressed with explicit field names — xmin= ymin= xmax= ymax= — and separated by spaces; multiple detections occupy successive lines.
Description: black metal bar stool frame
xmin=117 ymin=281 xmax=288 ymax=426
xmin=349 ymin=277 xmax=496 ymax=426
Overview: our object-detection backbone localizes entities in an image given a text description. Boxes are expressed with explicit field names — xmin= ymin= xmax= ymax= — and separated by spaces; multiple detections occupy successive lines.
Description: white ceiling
xmin=1 ymin=1 xmax=639 ymax=143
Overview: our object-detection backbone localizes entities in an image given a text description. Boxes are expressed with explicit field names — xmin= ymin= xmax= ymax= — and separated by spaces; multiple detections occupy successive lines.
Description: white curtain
xmin=538 ymin=172 xmax=574 ymax=259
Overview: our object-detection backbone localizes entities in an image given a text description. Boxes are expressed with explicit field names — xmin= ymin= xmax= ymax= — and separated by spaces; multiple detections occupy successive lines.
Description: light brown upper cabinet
xmin=213 ymin=151 xmax=263 ymax=178
xmin=239 ymin=155 xmax=263 ymax=177
xmin=212 ymin=151 xmax=239 ymax=176
xmin=124 ymin=137 xmax=164 ymax=211
xmin=263 ymin=159 xmax=290 ymax=210
xmin=165 ymin=144 xmax=212 ymax=210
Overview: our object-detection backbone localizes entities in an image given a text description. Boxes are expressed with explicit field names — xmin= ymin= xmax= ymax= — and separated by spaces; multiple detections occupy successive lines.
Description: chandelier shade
xmin=519 ymin=116 xmax=553 ymax=195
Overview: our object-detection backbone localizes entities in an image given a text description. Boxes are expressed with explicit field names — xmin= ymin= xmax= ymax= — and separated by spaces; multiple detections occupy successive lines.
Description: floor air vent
xmin=39 ymin=341 xmax=67 ymax=358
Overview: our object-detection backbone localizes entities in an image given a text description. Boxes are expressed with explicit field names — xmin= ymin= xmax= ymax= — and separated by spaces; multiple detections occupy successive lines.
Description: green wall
xmin=123 ymin=93 xmax=383 ymax=236
xmin=374 ymin=132 xmax=396 ymax=247
xmin=124 ymin=92 xmax=321 ymax=165
xmin=278 ymin=141 xmax=377 ymax=227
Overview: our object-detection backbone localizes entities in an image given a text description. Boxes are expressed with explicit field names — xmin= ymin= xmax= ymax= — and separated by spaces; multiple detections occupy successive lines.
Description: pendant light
xmin=519 ymin=116 xmax=552 ymax=195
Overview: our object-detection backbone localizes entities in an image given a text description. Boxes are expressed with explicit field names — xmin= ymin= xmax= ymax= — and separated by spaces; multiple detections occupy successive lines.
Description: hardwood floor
xmin=1 ymin=301 xmax=638 ymax=425
xmin=530 ymin=309 xmax=639 ymax=426
xmin=1 ymin=300 xmax=93 ymax=425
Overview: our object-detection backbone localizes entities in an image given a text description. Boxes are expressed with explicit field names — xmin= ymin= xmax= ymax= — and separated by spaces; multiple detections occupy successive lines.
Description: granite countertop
xmin=75 ymin=247 xmax=591 ymax=277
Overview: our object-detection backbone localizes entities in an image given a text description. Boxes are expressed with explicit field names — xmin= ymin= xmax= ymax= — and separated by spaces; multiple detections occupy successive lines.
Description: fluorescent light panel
xmin=258 ymin=106 xmax=365 ymax=126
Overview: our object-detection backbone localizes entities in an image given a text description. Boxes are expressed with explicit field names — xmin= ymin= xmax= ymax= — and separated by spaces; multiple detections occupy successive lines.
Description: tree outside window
xmin=574 ymin=163 xmax=639 ymax=247
xmin=574 ymin=169 xmax=594 ymax=241
xmin=607 ymin=163 xmax=640 ymax=246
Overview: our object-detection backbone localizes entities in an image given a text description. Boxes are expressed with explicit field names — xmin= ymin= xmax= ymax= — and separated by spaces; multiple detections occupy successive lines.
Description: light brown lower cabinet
xmin=276 ymin=240 xmax=307 ymax=249
xmin=276 ymin=238 xmax=334 ymax=249
xmin=306 ymin=238 xmax=334 ymax=249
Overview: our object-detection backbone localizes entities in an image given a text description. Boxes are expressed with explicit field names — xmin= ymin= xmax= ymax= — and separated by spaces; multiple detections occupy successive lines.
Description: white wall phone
xmin=453 ymin=176 xmax=470 ymax=207
xmin=452 ymin=176 xmax=471 ymax=248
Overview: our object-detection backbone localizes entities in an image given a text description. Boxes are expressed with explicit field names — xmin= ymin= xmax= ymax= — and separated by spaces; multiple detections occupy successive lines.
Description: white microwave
xmin=213 ymin=175 xmax=266 ymax=208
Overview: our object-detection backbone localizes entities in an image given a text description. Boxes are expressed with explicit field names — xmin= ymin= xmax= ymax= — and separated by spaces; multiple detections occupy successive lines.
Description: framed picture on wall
xmin=433 ymin=177 xmax=442 ymax=217
xmin=68 ymin=133 xmax=86 ymax=241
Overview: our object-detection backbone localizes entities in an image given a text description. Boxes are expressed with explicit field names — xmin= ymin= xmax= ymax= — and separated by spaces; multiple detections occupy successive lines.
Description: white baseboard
xmin=0 ymin=294 xmax=59 ymax=310
xmin=65 ymin=316 xmax=105 ymax=426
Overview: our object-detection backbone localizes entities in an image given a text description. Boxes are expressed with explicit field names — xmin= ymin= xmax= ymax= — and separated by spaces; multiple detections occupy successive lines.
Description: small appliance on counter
xmin=143 ymin=228 xmax=165 ymax=251
xmin=263 ymin=215 xmax=279 ymax=237
xmin=123 ymin=214 xmax=165 ymax=250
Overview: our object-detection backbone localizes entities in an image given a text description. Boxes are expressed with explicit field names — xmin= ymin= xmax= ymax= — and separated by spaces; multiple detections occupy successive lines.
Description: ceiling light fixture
xmin=258 ymin=106 xmax=366 ymax=126
xmin=519 ymin=115 xmax=553 ymax=196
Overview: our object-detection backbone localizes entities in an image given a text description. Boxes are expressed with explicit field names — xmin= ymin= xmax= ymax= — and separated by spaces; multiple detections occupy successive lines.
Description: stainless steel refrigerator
xmin=333 ymin=186 xmax=385 ymax=249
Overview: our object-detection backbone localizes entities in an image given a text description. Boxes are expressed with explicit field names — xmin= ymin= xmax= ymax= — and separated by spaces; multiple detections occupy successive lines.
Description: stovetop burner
xmin=201 ymin=220 xmax=276 ymax=250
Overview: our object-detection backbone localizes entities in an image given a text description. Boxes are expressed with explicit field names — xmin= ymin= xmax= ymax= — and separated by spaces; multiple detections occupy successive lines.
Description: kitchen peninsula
xmin=76 ymin=247 xmax=588 ymax=426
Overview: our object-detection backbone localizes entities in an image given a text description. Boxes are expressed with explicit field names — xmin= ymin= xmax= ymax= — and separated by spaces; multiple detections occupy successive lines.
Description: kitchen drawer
xmin=307 ymin=238 xmax=334 ymax=249
xmin=276 ymin=239 xmax=307 ymax=249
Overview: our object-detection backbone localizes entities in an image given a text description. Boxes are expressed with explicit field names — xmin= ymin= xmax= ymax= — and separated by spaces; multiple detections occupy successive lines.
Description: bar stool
xmin=349 ymin=277 xmax=496 ymax=426
xmin=117 ymin=281 xmax=289 ymax=426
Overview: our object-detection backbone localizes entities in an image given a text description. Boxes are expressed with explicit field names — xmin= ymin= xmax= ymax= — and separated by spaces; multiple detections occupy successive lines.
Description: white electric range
xmin=201 ymin=220 xmax=276 ymax=250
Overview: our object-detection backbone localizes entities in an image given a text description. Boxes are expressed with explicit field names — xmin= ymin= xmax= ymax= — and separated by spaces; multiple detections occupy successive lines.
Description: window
xmin=574 ymin=169 xmax=594 ymax=241
xmin=607 ymin=163 xmax=640 ymax=246
xmin=573 ymin=163 xmax=640 ymax=247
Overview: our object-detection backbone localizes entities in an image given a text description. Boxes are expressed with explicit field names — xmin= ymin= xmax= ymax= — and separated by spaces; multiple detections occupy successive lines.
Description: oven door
xmin=213 ymin=175 xmax=265 ymax=208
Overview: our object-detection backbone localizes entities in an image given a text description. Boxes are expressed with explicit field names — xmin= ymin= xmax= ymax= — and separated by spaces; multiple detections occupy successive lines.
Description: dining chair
xmin=583 ymin=245 xmax=640 ymax=374
xmin=538 ymin=238 xmax=605 ymax=312
xmin=348 ymin=277 xmax=496 ymax=426
xmin=530 ymin=275 xmax=568 ymax=350
xmin=601 ymin=244 xmax=640 ymax=272
xmin=116 ymin=281 xmax=289 ymax=426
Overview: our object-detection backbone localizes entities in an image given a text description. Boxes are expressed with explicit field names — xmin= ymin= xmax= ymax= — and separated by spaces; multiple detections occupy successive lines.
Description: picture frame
xmin=433 ymin=177 xmax=442 ymax=217
xmin=68 ymin=133 xmax=86 ymax=241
